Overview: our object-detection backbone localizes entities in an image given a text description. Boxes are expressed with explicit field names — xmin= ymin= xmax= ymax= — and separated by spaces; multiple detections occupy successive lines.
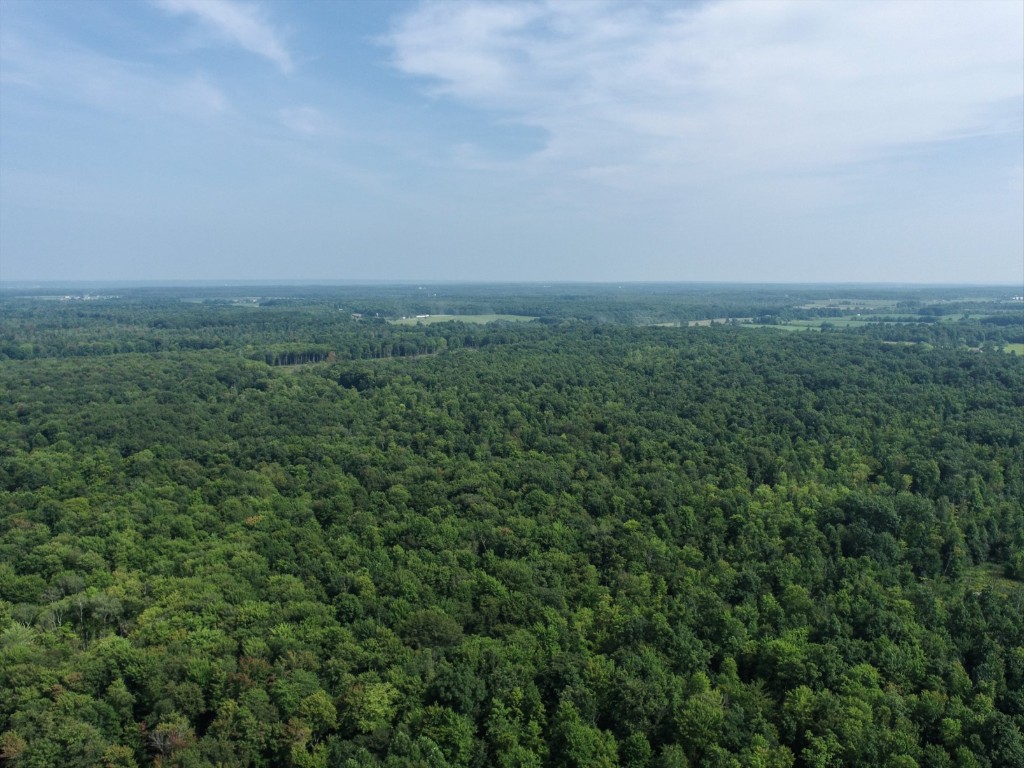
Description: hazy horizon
xmin=2 ymin=1 xmax=1022 ymax=284
xmin=4 ymin=279 xmax=1021 ymax=291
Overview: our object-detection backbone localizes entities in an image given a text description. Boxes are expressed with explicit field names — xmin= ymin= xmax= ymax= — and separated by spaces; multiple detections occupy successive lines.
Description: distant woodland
xmin=1 ymin=285 xmax=1022 ymax=767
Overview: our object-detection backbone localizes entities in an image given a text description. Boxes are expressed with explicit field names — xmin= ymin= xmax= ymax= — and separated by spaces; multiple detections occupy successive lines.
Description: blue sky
xmin=1 ymin=0 xmax=1021 ymax=284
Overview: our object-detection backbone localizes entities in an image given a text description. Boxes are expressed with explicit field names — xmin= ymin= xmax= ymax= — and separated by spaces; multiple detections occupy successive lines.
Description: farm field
xmin=390 ymin=313 xmax=538 ymax=325
xmin=744 ymin=322 xmax=818 ymax=331
xmin=795 ymin=298 xmax=903 ymax=310
xmin=686 ymin=317 xmax=753 ymax=326
xmin=748 ymin=308 xmax=1020 ymax=335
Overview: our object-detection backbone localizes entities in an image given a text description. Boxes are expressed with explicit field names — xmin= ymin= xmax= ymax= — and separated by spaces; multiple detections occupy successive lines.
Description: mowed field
xmin=796 ymin=299 xmax=902 ymax=310
xmin=750 ymin=313 xmax=1017 ymax=333
xmin=390 ymin=314 xmax=537 ymax=325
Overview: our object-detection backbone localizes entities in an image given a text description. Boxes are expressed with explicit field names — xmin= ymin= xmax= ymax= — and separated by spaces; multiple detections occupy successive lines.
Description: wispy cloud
xmin=278 ymin=105 xmax=330 ymax=137
xmin=155 ymin=0 xmax=293 ymax=72
xmin=0 ymin=33 xmax=229 ymax=121
xmin=388 ymin=0 xmax=1024 ymax=191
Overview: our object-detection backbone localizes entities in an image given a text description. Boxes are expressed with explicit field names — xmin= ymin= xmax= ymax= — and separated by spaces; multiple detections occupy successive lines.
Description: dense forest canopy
xmin=1 ymin=284 xmax=1022 ymax=768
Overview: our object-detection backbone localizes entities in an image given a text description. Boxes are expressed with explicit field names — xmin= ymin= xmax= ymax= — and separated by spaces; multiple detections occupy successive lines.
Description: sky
xmin=1 ymin=0 xmax=1022 ymax=284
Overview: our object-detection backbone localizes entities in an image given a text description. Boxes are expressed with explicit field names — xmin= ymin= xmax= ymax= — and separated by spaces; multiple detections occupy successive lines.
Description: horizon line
xmin=3 ymin=279 xmax=1022 ymax=290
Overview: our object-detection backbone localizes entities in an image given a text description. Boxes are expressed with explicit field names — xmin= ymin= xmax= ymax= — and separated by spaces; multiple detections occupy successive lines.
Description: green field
xmin=936 ymin=313 xmax=995 ymax=322
xmin=966 ymin=562 xmax=1023 ymax=596
xmin=751 ymin=315 xmax=992 ymax=332
xmin=796 ymin=298 xmax=901 ymax=310
xmin=1004 ymin=343 xmax=1024 ymax=355
xmin=390 ymin=313 xmax=537 ymax=325
xmin=686 ymin=317 xmax=753 ymax=326
xmin=746 ymin=318 xmax=877 ymax=331
xmin=744 ymin=323 xmax=819 ymax=332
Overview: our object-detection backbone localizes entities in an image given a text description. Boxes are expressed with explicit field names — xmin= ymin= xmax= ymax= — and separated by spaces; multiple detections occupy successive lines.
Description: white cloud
xmin=0 ymin=34 xmax=229 ymax=121
xmin=388 ymin=0 xmax=1024 ymax=190
xmin=156 ymin=0 xmax=293 ymax=72
xmin=167 ymin=76 xmax=230 ymax=116
xmin=278 ymin=105 xmax=330 ymax=136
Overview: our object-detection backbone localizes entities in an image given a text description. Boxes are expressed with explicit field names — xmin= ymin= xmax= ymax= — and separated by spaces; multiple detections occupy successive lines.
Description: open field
xmin=1004 ymin=343 xmax=1024 ymax=355
xmin=747 ymin=318 xmax=878 ymax=331
xmin=686 ymin=317 xmax=753 ymax=326
xmin=390 ymin=313 xmax=537 ymax=325
xmin=796 ymin=299 xmax=902 ymax=310
xmin=966 ymin=562 xmax=1023 ymax=596
xmin=789 ymin=318 xmax=876 ymax=328
xmin=744 ymin=323 xmax=819 ymax=332
xmin=750 ymin=313 xmax=1020 ymax=332
xmin=935 ymin=313 xmax=1002 ymax=323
